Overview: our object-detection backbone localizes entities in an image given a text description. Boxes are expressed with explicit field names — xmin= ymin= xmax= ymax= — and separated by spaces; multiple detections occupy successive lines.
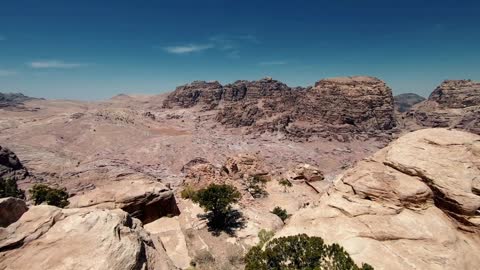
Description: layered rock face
xmin=403 ymin=80 xmax=480 ymax=134
xmin=163 ymin=76 xmax=395 ymax=140
xmin=277 ymin=129 xmax=480 ymax=270
xmin=0 ymin=206 xmax=176 ymax=270
xmin=394 ymin=93 xmax=425 ymax=112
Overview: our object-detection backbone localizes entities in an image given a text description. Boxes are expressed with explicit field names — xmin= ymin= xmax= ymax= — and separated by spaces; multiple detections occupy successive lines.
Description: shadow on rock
xmin=197 ymin=209 xmax=246 ymax=237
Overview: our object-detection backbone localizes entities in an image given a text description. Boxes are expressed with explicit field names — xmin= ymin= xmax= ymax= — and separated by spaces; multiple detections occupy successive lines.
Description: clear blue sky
xmin=0 ymin=0 xmax=479 ymax=100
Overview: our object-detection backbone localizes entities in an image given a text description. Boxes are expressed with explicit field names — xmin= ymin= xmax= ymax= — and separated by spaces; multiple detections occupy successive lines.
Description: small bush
xmin=181 ymin=185 xmax=197 ymax=199
xmin=278 ymin=178 xmax=292 ymax=192
xmin=271 ymin=206 xmax=290 ymax=222
xmin=246 ymin=175 xmax=268 ymax=198
xmin=244 ymin=234 xmax=374 ymax=270
xmin=30 ymin=184 xmax=69 ymax=208
xmin=0 ymin=177 xmax=25 ymax=199
xmin=258 ymin=229 xmax=274 ymax=247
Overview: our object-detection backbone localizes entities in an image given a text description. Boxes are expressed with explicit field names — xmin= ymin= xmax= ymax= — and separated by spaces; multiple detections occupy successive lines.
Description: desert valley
xmin=1 ymin=76 xmax=479 ymax=269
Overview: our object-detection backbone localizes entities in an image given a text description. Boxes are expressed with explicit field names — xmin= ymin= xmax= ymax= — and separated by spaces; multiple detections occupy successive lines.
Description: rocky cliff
xmin=0 ymin=92 xmax=38 ymax=108
xmin=164 ymin=76 xmax=395 ymax=140
xmin=402 ymin=80 xmax=480 ymax=134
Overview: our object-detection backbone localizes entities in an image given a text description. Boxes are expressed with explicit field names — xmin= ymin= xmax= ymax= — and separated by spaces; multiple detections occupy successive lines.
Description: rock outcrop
xmin=68 ymin=180 xmax=180 ymax=224
xmin=163 ymin=76 xmax=395 ymax=140
xmin=0 ymin=197 xmax=28 ymax=227
xmin=403 ymin=80 xmax=480 ymax=135
xmin=0 ymin=205 xmax=176 ymax=270
xmin=394 ymin=93 xmax=425 ymax=112
xmin=0 ymin=146 xmax=28 ymax=182
xmin=277 ymin=128 xmax=480 ymax=270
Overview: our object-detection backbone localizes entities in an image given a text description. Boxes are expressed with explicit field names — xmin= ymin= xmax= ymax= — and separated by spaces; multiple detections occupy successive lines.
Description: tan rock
xmin=0 ymin=197 xmax=28 ymax=227
xmin=0 ymin=205 xmax=176 ymax=270
xmin=277 ymin=128 xmax=480 ymax=270
xmin=285 ymin=163 xmax=324 ymax=182
xmin=145 ymin=217 xmax=191 ymax=269
xmin=68 ymin=180 xmax=180 ymax=224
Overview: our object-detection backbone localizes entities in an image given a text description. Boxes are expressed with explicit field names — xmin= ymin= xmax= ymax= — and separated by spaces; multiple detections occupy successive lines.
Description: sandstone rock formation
xmin=403 ymin=80 xmax=480 ymax=135
xmin=394 ymin=93 xmax=425 ymax=112
xmin=163 ymin=76 xmax=395 ymax=140
xmin=68 ymin=180 xmax=180 ymax=224
xmin=0 ymin=205 xmax=176 ymax=270
xmin=277 ymin=128 xmax=480 ymax=270
xmin=0 ymin=197 xmax=28 ymax=227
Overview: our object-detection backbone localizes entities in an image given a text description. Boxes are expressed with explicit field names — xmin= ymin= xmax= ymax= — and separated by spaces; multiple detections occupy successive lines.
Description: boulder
xmin=0 ymin=205 xmax=176 ymax=270
xmin=284 ymin=164 xmax=324 ymax=182
xmin=276 ymin=128 xmax=480 ymax=270
xmin=68 ymin=180 xmax=180 ymax=224
xmin=0 ymin=197 xmax=28 ymax=227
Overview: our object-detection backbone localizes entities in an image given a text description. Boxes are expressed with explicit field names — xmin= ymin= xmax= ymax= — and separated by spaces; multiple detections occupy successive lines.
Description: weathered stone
xmin=0 ymin=146 xmax=28 ymax=181
xmin=0 ymin=205 xmax=176 ymax=270
xmin=0 ymin=197 xmax=28 ymax=227
xmin=277 ymin=128 xmax=480 ymax=270
xmin=394 ymin=93 xmax=425 ymax=112
xmin=284 ymin=164 xmax=324 ymax=182
xmin=68 ymin=180 xmax=180 ymax=224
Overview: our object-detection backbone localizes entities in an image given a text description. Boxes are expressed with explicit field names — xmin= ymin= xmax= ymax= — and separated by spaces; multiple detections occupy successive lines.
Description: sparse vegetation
xmin=0 ymin=177 xmax=25 ymax=199
xmin=278 ymin=178 xmax=292 ymax=192
xmin=181 ymin=184 xmax=197 ymax=199
xmin=271 ymin=206 xmax=290 ymax=222
xmin=192 ymin=183 xmax=241 ymax=227
xmin=30 ymin=184 xmax=69 ymax=208
xmin=246 ymin=175 xmax=268 ymax=198
xmin=244 ymin=234 xmax=374 ymax=270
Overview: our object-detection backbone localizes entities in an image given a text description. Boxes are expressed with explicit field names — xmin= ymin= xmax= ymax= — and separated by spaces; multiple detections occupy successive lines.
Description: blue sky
xmin=0 ymin=0 xmax=479 ymax=100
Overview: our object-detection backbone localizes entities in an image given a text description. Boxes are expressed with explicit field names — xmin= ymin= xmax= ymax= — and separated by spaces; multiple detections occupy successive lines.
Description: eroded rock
xmin=277 ymin=128 xmax=480 ymax=270
xmin=0 ymin=197 xmax=28 ymax=227
xmin=0 ymin=205 xmax=176 ymax=270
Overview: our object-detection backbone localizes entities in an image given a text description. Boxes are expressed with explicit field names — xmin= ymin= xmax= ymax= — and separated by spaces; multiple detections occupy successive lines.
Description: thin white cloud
xmin=259 ymin=61 xmax=287 ymax=66
xmin=164 ymin=44 xmax=214 ymax=54
xmin=29 ymin=60 xmax=87 ymax=69
xmin=0 ymin=69 xmax=16 ymax=76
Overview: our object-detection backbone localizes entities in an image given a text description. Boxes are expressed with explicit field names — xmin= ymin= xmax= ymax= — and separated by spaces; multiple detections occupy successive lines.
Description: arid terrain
xmin=1 ymin=76 xmax=479 ymax=270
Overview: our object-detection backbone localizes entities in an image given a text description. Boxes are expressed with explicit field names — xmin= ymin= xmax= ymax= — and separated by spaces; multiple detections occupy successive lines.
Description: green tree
xmin=192 ymin=183 xmax=241 ymax=226
xmin=271 ymin=206 xmax=289 ymax=222
xmin=30 ymin=184 xmax=69 ymax=208
xmin=278 ymin=179 xmax=292 ymax=192
xmin=244 ymin=234 xmax=374 ymax=270
xmin=0 ymin=177 xmax=25 ymax=199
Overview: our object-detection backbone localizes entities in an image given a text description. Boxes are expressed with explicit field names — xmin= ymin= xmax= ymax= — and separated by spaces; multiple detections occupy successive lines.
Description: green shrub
xmin=0 ymin=177 xmax=25 ymax=199
xmin=247 ymin=175 xmax=268 ymax=198
xmin=30 ymin=184 xmax=69 ymax=208
xmin=180 ymin=185 xmax=197 ymax=200
xmin=258 ymin=229 xmax=275 ymax=247
xmin=244 ymin=234 xmax=374 ymax=270
xmin=278 ymin=178 xmax=292 ymax=192
xmin=271 ymin=206 xmax=289 ymax=222
xmin=192 ymin=183 xmax=241 ymax=226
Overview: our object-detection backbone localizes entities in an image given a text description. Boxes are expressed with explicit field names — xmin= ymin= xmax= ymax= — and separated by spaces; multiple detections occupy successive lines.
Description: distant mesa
xmin=163 ymin=76 xmax=395 ymax=141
